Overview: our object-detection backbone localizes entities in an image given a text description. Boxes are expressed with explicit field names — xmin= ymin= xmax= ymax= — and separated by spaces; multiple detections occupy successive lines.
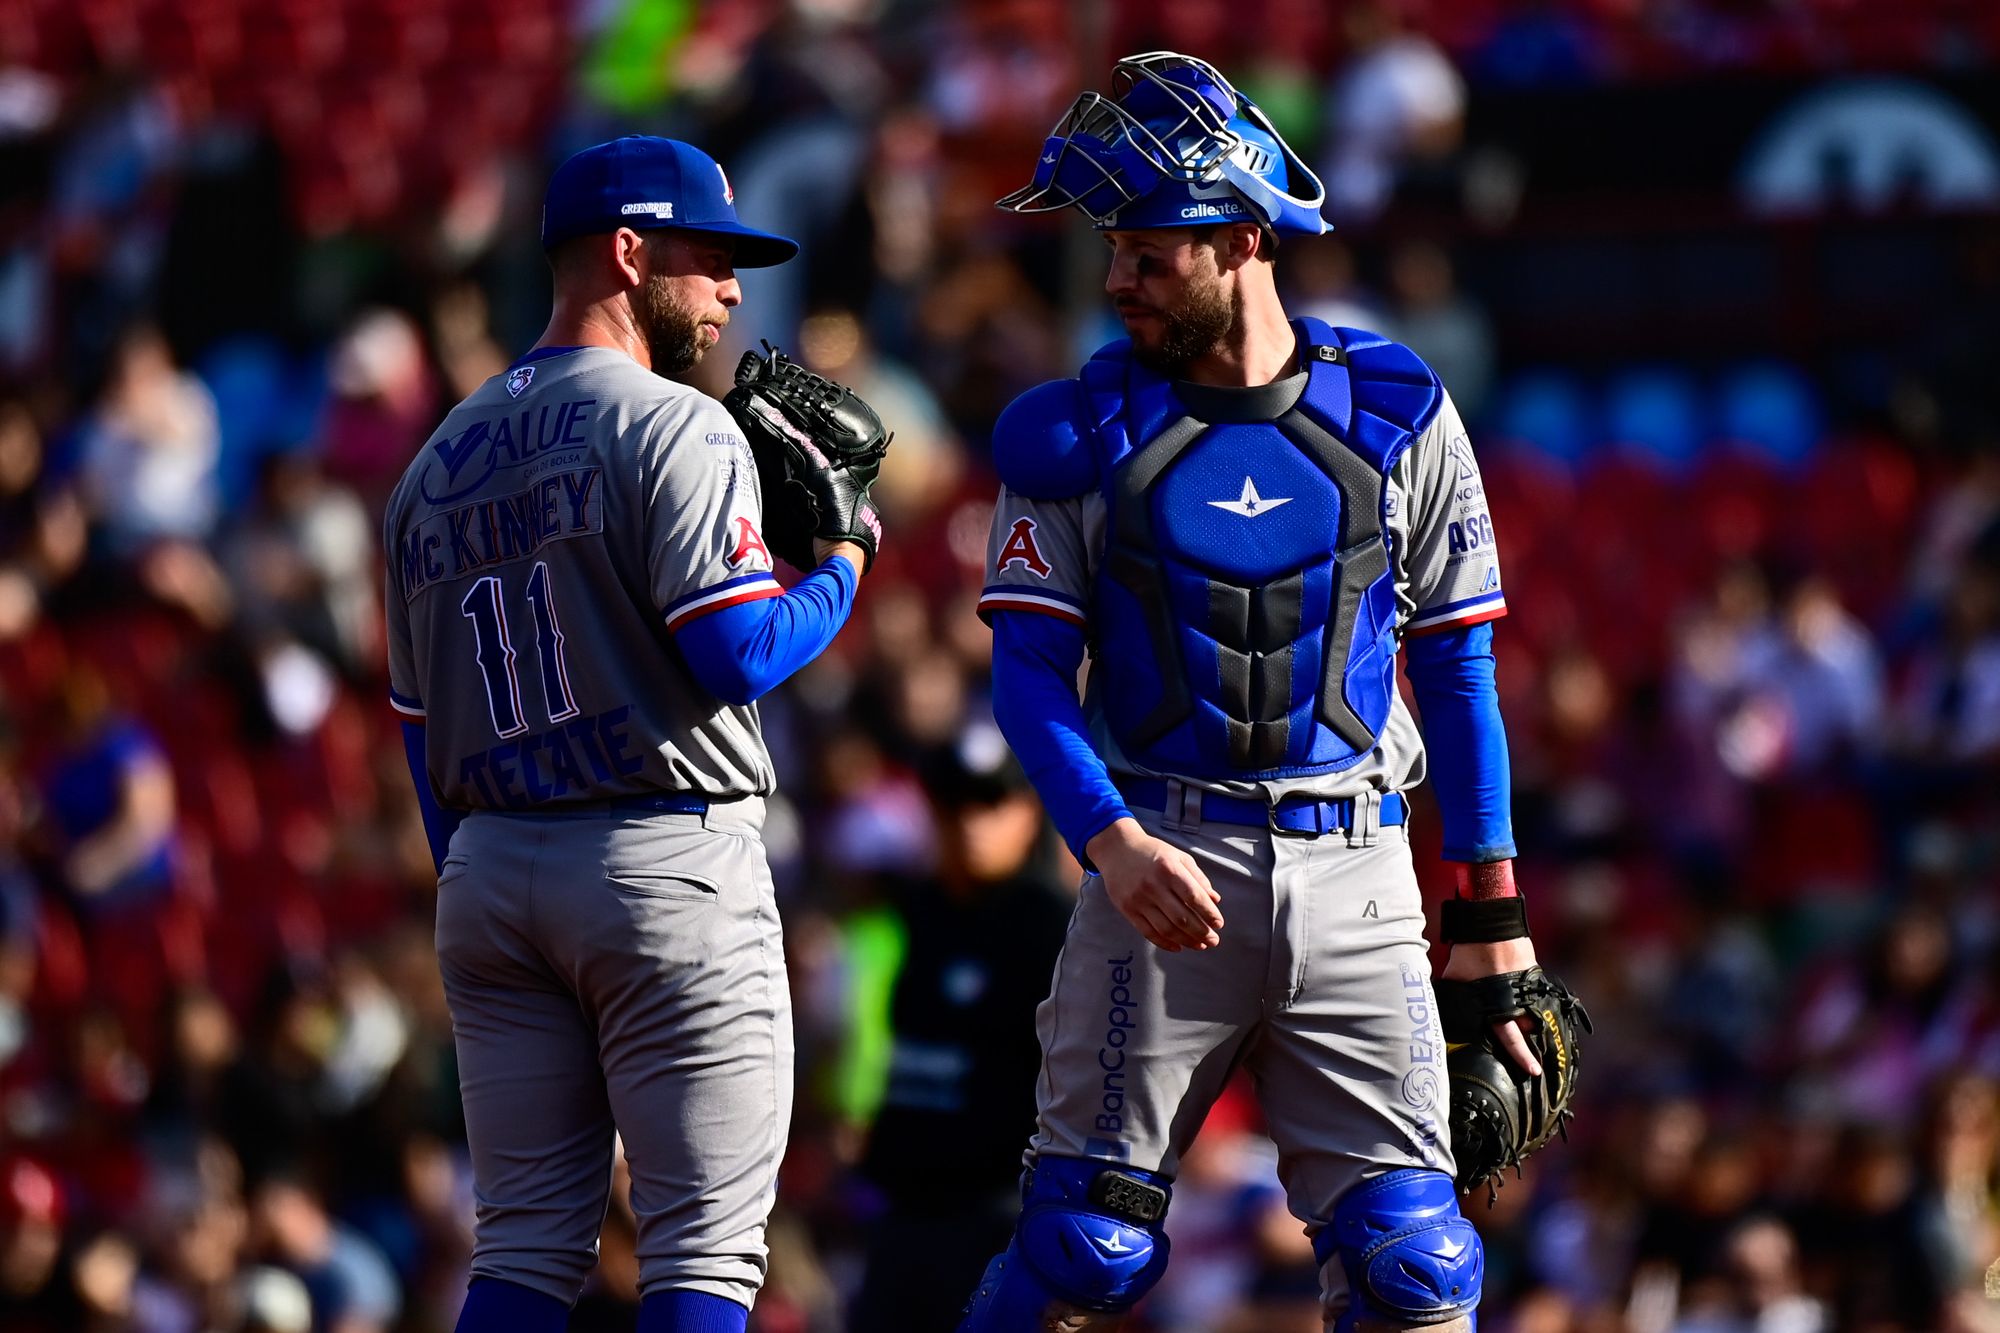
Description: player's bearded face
xmin=636 ymin=234 xmax=733 ymax=375
xmin=638 ymin=274 xmax=709 ymax=375
xmin=1147 ymin=265 xmax=1233 ymax=376
xmin=1112 ymin=236 xmax=1234 ymax=377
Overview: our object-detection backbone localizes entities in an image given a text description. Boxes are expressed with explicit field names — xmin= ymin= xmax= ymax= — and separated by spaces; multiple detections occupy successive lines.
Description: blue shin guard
xmin=958 ymin=1156 xmax=1172 ymax=1332
xmin=1314 ymin=1169 xmax=1482 ymax=1332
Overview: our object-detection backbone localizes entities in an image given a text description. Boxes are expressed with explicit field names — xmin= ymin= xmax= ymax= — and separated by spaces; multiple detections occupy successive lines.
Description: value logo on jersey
xmin=726 ymin=516 xmax=770 ymax=569
xmin=505 ymin=365 xmax=535 ymax=398
xmin=420 ymin=398 xmax=598 ymax=505
xmin=1206 ymin=476 xmax=1292 ymax=518
xmin=995 ymin=517 xmax=1053 ymax=579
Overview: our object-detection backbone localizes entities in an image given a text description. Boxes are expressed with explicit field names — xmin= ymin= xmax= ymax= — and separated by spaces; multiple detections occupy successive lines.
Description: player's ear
xmin=1220 ymin=222 xmax=1264 ymax=271
xmin=612 ymin=227 xmax=648 ymax=288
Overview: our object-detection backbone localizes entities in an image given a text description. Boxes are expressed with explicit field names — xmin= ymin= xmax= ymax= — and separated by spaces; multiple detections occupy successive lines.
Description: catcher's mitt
xmin=723 ymin=342 xmax=890 ymax=572
xmin=1437 ymin=966 xmax=1591 ymax=1199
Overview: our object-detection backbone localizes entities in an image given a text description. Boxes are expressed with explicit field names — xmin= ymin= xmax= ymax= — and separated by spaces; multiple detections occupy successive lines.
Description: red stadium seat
xmin=1797 ymin=435 xmax=1921 ymax=621
xmin=1747 ymin=785 xmax=1879 ymax=904
xmin=343 ymin=0 xmax=450 ymax=74
xmin=176 ymin=750 xmax=263 ymax=864
xmin=1482 ymin=447 xmax=1579 ymax=579
xmin=0 ymin=621 xmax=69 ymax=757
xmin=241 ymin=1 xmax=346 ymax=81
xmin=1687 ymin=447 xmax=1786 ymax=564
xmin=138 ymin=0 xmax=241 ymax=77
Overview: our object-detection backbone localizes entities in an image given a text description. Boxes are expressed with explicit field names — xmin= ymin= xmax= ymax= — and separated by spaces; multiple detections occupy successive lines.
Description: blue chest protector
xmin=1071 ymin=319 xmax=1441 ymax=780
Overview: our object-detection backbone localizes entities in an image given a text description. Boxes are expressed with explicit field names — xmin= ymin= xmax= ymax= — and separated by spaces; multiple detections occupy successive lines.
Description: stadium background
xmin=2 ymin=0 xmax=1999 ymax=1329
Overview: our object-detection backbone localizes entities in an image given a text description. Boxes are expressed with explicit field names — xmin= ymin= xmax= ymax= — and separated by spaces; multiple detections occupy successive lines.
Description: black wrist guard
xmin=1440 ymin=895 xmax=1529 ymax=944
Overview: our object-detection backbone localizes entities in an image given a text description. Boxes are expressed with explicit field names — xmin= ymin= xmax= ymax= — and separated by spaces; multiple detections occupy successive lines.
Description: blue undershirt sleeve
xmin=401 ymin=720 xmax=464 ymax=874
xmin=989 ymin=610 xmax=1131 ymax=861
xmin=1403 ymin=621 xmax=1517 ymax=863
xmin=672 ymin=555 xmax=859 ymax=705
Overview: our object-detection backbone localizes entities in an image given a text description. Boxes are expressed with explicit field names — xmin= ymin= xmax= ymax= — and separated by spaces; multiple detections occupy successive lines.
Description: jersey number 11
xmin=460 ymin=561 xmax=579 ymax=738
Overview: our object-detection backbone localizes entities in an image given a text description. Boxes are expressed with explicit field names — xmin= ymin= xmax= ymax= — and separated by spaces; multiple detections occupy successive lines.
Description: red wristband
xmin=1451 ymin=860 xmax=1519 ymax=900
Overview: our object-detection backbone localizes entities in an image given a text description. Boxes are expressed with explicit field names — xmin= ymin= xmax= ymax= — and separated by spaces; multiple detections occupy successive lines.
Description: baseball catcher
xmin=957 ymin=49 xmax=1591 ymax=1333
xmin=726 ymin=342 xmax=889 ymax=573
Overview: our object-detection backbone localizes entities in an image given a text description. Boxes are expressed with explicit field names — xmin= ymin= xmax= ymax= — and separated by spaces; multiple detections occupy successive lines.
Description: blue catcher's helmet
xmin=997 ymin=51 xmax=1329 ymax=237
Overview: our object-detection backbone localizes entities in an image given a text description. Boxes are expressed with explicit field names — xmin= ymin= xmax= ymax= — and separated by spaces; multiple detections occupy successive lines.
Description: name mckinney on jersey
xmin=400 ymin=466 xmax=605 ymax=600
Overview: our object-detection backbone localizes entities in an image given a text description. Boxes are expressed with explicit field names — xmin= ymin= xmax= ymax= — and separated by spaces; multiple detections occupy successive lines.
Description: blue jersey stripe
xmin=1411 ymin=588 xmax=1507 ymax=620
xmin=661 ymin=572 xmax=783 ymax=617
xmin=507 ymin=344 xmax=588 ymax=370
xmin=980 ymin=582 xmax=1086 ymax=609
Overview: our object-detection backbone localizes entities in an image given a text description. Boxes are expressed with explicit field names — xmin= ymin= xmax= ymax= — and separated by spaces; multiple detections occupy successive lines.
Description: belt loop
xmin=1163 ymin=779 xmax=1201 ymax=833
xmin=1347 ymin=790 xmax=1382 ymax=848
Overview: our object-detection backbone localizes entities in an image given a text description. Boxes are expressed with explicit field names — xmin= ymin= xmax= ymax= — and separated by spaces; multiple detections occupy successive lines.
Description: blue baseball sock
xmin=456 ymin=1277 xmax=568 ymax=1333
xmin=637 ymin=1288 xmax=749 ymax=1333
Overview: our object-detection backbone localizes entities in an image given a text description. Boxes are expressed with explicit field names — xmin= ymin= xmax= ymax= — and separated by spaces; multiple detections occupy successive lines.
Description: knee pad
xmin=957 ymin=1156 xmax=1172 ymax=1332
xmin=1314 ymin=1169 xmax=1482 ymax=1331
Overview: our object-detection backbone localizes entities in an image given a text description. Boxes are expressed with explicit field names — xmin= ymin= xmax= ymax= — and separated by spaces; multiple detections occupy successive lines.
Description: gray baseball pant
xmin=434 ymin=798 xmax=789 ymax=1309
xmin=1028 ymin=794 xmax=1454 ymax=1322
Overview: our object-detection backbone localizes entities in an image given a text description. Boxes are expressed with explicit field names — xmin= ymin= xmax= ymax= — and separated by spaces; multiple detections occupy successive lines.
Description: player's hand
xmin=1441 ymin=936 xmax=1543 ymax=1078
xmin=1085 ymin=817 xmax=1223 ymax=952
xmin=812 ymin=538 xmax=868 ymax=575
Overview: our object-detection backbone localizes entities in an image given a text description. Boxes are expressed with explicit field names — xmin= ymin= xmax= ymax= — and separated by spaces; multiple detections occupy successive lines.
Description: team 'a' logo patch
xmin=726 ymin=515 xmax=770 ymax=569
xmin=505 ymin=365 xmax=535 ymax=398
xmin=995 ymin=517 xmax=1052 ymax=579
xmin=1479 ymin=565 xmax=1500 ymax=592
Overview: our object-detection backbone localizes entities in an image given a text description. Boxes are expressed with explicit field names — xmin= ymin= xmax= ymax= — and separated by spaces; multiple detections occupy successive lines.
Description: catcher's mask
xmin=996 ymin=51 xmax=1329 ymax=238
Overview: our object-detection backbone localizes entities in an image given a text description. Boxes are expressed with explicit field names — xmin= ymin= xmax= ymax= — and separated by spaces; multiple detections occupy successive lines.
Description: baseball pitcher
xmin=960 ymin=55 xmax=1588 ymax=1333
xmin=382 ymin=136 xmax=888 ymax=1333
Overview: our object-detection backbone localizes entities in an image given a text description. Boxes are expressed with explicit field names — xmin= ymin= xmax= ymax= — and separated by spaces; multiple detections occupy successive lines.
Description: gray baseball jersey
xmin=383 ymin=346 xmax=781 ymax=808
xmin=977 ymin=387 xmax=1506 ymax=801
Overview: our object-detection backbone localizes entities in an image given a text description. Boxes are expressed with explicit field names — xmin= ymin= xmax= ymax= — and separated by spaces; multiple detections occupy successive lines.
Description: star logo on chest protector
xmin=1207 ymin=476 xmax=1293 ymax=518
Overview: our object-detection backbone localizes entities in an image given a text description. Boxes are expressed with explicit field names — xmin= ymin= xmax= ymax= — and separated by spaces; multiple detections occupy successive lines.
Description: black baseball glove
xmin=723 ymin=342 xmax=890 ymax=572
xmin=1437 ymin=966 xmax=1591 ymax=1199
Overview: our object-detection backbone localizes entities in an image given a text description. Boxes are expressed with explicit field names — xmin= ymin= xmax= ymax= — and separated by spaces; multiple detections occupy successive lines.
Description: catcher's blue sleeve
xmin=672 ymin=554 xmax=858 ymax=705
xmin=1403 ymin=621 xmax=1517 ymax=863
xmin=401 ymin=720 xmax=464 ymax=874
xmin=990 ymin=610 xmax=1131 ymax=861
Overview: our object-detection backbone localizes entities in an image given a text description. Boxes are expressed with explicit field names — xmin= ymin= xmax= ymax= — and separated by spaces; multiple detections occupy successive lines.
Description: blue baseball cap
xmin=540 ymin=136 xmax=800 ymax=267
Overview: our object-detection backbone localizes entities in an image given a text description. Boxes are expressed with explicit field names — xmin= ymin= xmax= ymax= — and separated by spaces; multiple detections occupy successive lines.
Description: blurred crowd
xmin=2 ymin=1 xmax=2000 ymax=1331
